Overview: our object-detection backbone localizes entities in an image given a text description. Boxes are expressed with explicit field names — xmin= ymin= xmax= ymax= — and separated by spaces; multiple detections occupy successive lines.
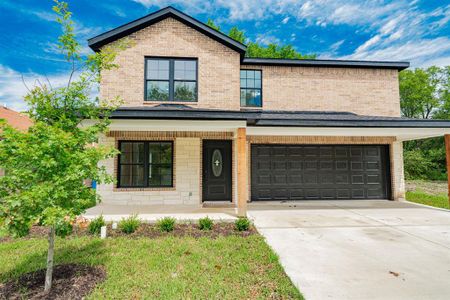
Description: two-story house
xmin=88 ymin=7 xmax=450 ymax=216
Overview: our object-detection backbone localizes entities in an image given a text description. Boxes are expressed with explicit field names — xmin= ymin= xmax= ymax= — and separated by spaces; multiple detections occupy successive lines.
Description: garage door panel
xmin=320 ymin=173 xmax=335 ymax=184
xmin=272 ymin=189 xmax=289 ymax=200
xmin=320 ymin=160 xmax=334 ymax=170
xmin=303 ymin=173 xmax=318 ymax=184
xmin=350 ymin=147 xmax=363 ymax=158
xmin=289 ymin=161 xmax=302 ymax=170
xmin=336 ymin=161 xmax=348 ymax=170
xmin=351 ymin=189 xmax=365 ymax=198
xmin=321 ymin=189 xmax=336 ymax=199
xmin=251 ymin=144 xmax=389 ymax=201
xmin=305 ymin=161 xmax=318 ymax=170
xmin=290 ymin=189 xmax=304 ymax=200
xmin=273 ymin=173 xmax=288 ymax=184
xmin=335 ymin=174 xmax=349 ymax=184
xmin=335 ymin=147 xmax=348 ymax=157
xmin=289 ymin=173 xmax=302 ymax=184
xmin=320 ymin=147 xmax=333 ymax=157
xmin=256 ymin=174 xmax=271 ymax=185
xmin=337 ymin=189 xmax=351 ymax=199
xmin=304 ymin=147 xmax=319 ymax=157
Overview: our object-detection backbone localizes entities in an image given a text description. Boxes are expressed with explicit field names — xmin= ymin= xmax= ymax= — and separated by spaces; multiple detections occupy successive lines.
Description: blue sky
xmin=0 ymin=0 xmax=449 ymax=111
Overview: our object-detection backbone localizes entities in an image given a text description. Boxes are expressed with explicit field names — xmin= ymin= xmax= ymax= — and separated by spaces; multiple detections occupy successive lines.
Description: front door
xmin=202 ymin=140 xmax=232 ymax=201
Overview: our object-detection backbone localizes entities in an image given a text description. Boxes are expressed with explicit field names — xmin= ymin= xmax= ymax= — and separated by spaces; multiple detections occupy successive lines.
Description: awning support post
xmin=445 ymin=134 xmax=450 ymax=207
xmin=236 ymin=128 xmax=248 ymax=217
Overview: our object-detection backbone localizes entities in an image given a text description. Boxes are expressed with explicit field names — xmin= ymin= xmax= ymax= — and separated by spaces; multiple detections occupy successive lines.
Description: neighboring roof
xmin=242 ymin=58 xmax=410 ymax=70
xmin=88 ymin=6 xmax=247 ymax=57
xmin=110 ymin=106 xmax=450 ymax=128
xmin=0 ymin=107 xmax=32 ymax=131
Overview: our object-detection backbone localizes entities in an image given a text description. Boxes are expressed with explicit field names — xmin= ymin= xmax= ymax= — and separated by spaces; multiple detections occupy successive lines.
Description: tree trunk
xmin=44 ymin=226 xmax=55 ymax=292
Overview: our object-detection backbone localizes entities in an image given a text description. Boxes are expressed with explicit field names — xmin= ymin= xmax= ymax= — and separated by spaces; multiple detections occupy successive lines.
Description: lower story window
xmin=118 ymin=141 xmax=173 ymax=188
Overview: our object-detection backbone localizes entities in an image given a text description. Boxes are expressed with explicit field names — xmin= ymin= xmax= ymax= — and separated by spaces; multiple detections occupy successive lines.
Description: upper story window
xmin=145 ymin=58 xmax=197 ymax=102
xmin=240 ymin=70 xmax=262 ymax=107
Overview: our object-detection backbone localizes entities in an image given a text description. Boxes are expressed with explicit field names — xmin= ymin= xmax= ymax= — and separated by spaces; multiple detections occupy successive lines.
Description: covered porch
xmin=87 ymin=108 xmax=450 ymax=218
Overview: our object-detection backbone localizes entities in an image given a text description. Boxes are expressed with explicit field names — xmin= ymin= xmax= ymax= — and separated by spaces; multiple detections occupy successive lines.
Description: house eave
xmin=87 ymin=6 xmax=247 ymax=58
xmin=242 ymin=58 xmax=410 ymax=70
xmin=109 ymin=107 xmax=450 ymax=128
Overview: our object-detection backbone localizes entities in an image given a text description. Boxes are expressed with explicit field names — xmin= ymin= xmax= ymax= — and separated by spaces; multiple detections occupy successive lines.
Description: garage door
xmin=251 ymin=145 xmax=390 ymax=200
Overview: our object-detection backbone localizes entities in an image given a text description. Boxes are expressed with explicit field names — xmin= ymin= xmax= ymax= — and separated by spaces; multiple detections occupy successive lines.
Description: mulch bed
xmin=0 ymin=264 xmax=106 ymax=300
xmin=0 ymin=222 xmax=257 ymax=243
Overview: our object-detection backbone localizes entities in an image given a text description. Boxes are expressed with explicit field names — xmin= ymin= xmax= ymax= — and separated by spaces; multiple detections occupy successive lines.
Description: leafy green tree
xmin=206 ymin=19 xmax=315 ymax=59
xmin=0 ymin=1 xmax=126 ymax=292
xmin=400 ymin=66 xmax=450 ymax=180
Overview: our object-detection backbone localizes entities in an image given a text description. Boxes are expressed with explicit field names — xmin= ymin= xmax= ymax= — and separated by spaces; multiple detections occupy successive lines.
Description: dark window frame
xmin=144 ymin=57 xmax=198 ymax=102
xmin=240 ymin=69 xmax=263 ymax=107
xmin=117 ymin=140 xmax=174 ymax=188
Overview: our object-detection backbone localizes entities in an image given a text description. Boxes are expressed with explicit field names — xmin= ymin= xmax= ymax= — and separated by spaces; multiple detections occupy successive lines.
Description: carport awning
xmin=246 ymin=126 xmax=450 ymax=141
xmin=106 ymin=106 xmax=450 ymax=141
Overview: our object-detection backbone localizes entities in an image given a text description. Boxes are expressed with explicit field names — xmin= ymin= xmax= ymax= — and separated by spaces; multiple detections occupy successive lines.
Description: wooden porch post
xmin=237 ymin=128 xmax=248 ymax=217
xmin=445 ymin=134 xmax=450 ymax=206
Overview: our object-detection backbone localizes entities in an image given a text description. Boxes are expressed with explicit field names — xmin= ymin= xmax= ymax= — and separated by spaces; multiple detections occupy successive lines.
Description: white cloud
xmin=343 ymin=37 xmax=450 ymax=67
xmin=354 ymin=35 xmax=381 ymax=54
xmin=330 ymin=39 xmax=345 ymax=52
xmin=131 ymin=0 xmax=213 ymax=14
xmin=0 ymin=65 xmax=98 ymax=112
xmin=255 ymin=33 xmax=280 ymax=45
xmin=282 ymin=17 xmax=290 ymax=24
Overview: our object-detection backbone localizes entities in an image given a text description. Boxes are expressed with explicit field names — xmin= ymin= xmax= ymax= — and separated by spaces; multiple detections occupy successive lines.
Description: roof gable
xmin=88 ymin=6 xmax=247 ymax=57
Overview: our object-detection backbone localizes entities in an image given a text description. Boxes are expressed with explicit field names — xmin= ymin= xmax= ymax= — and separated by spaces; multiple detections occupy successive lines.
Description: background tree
xmin=400 ymin=66 xmax=450 ymax=180
xmin=0 ymin=0 xmax=126 ymax=292
xmin=206 ymin=19 xmax=316 ymax=59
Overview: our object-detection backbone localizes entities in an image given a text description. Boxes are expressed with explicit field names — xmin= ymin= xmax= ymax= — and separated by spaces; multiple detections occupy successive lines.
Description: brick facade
xmin=100 ymin=17 xmax=241 ymax=110
xmin=97 ymin=131 xmax=236 ymax=205
xmin=96 ymin=16 xmax=406 ymax=206
xmin=243 ymin=65 xmax=401 ymax=117
xmin=97 ymin=131 xmax=405 ymax=205
xmin=101 ymin=17 xmax=401 ymax=117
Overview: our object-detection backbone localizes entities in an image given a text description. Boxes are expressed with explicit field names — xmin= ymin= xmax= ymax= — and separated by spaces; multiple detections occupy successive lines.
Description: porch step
xmin=202 ymin=201 xmax=234 ymax=208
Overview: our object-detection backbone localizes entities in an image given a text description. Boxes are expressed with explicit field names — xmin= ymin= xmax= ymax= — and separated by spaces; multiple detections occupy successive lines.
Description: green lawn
xmin=0 ymin=235 xmax=302 ymax=299
xmin=406 ymin=180 xmax=449 ymax=209
xmin=406 ymin=191 xmax=449 ymax=209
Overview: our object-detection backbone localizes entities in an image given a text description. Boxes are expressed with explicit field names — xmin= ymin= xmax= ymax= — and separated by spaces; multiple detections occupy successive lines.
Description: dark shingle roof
xmin=242 ymin=58 xmax=409 ymax=70
xmin=110 ymin=106 xmax=450 ymax=128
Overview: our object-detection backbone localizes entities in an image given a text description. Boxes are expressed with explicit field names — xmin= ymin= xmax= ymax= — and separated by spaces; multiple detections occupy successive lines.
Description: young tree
xmin=0 ymin=1 xmax=126 ymax=292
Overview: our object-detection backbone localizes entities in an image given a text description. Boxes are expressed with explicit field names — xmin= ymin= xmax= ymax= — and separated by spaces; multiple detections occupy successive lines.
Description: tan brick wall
xmin=101 ymin=17 xmax=241 ymax=110
xmin=100 ymin=17 xmax=401 ymax=116
xmin=97 ymin=131 xmax=236 ymax=205
xmin=243 ymin=65 xmax=401 ymax=117
xmin=98 ymin=132 xmax=405 ymax=204
xmin=390 ymin=141 xmax=406 ymax=200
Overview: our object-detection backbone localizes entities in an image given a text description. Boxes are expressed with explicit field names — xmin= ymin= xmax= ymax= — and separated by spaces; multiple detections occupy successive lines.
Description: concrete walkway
xmin=248 ymin=200 xmax=450 ymax=300
xmin=83 ymin=203 xmax=237 ymax=222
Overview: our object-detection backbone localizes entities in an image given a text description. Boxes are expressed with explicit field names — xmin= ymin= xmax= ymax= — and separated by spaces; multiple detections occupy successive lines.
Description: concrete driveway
xmin=248 ymin=200 xmax=450 ymax=300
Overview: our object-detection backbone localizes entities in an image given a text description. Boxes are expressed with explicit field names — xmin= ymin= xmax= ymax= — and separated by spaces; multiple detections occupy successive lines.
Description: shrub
xmin=55 ymin=220 xmax=73 ymax=237
xmin=198 ymin=217 xmax=213 ymax=230
xmin=119 ymin=215 xmax=141 ymax=234
xmin=156 ymin=217 xmax=176 ymax=232
xmin=235 ymin=217 xmax=251 ymax=231
xmin=88 ymin=215 xmax=105 ymax=235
